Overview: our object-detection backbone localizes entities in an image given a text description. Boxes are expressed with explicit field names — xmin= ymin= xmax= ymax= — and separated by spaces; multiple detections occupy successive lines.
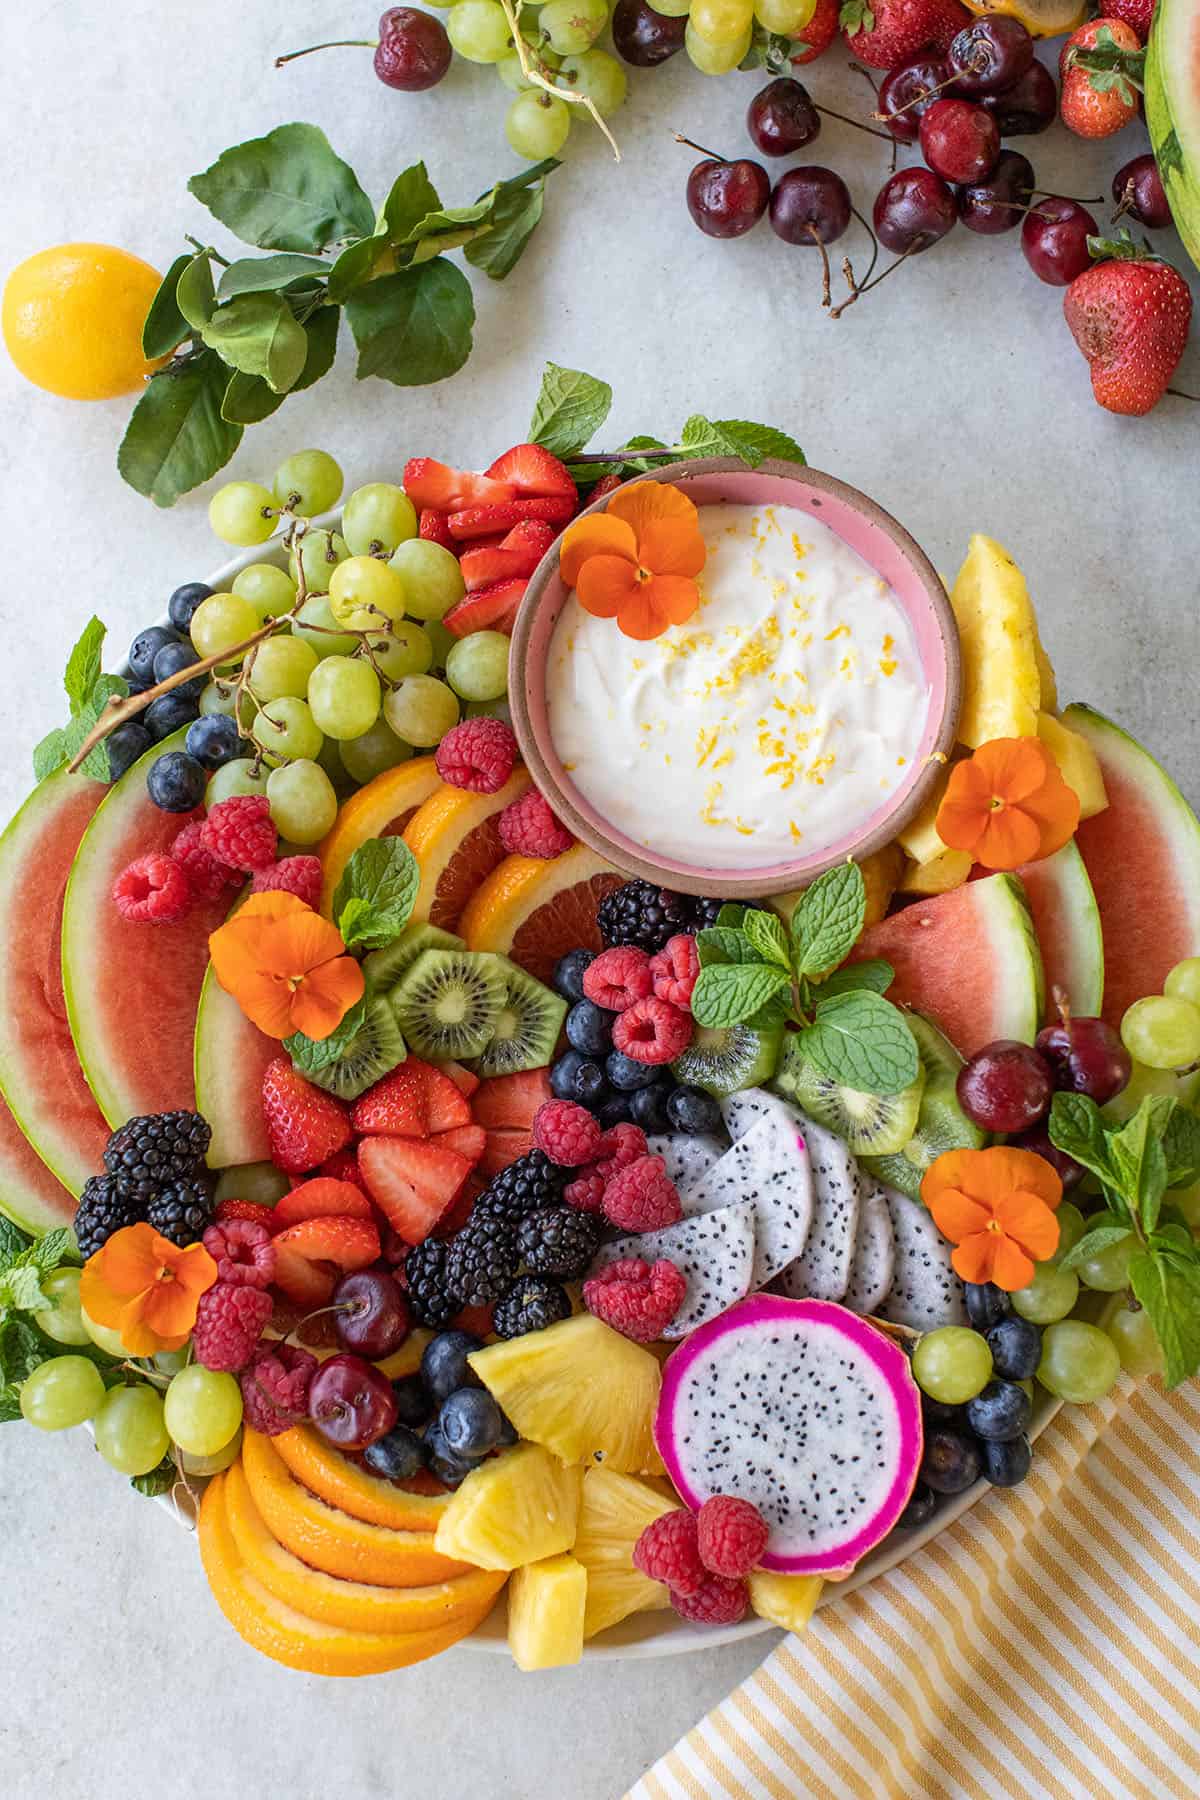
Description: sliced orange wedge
xmin=459 ymin=845 xmax=624 ymax=985
xmin=402 ymin=767 xmax=532 ymax=931
xmin=272 ymin=1420 xmax=452 ymax=1532
xmin=318 ymin=756 xmax=443 ymax=917
xmin=960 ymin=0 xmax=1084 ymax=34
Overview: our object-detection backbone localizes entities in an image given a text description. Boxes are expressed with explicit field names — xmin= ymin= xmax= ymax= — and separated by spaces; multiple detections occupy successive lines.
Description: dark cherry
xmin=769 ymin=165 xmax=851 ymax=245
xmin=333 ymin=1269 xmax=411 ymax=1360
xmin=877 ymin=55 xmax=953 ymax=144
xmin=308 ymin=1354 xmax=398 ymax=1452
xmin=611 ymin=0 xmax=686 ymax=65
xmin=1035 ymin=1013 xmax=1132 ymax=1105
xmin=747 ymin=77 xmax=821 ymax=156
xmin=374 ymin=7 xmax=452 ymax=90
xmin=1007 ymin=1124 xmax=1085 ymax=1190
xmin=1112 ymin=152 xmax=1172 ymax=229
xmin=956 ymin=1039 xmax=1054 ymax=1134
xmin=979 ymin=60 xmax=1057 ymax=136
xmin=1020 ymin=196 xmax=1099 ymax=286
xmin=686 ymin=158 xmax=771 ymax=239
xmin=873 ymin=167 xmax=958 ymax=254
xmin=919 ymin=98 xmax=1001 ymax=185
xmin=947 ymin=15 xmax=1035 ymax=95
xmin=957 ymin=149 xmax=1035 ymax=235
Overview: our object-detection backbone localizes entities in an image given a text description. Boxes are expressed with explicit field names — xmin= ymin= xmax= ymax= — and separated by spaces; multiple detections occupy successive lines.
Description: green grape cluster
xmin=442 ymin=0 xmax=629 ymax=159
xmin=1120 ymin=959 xmax=1200 ymax=1072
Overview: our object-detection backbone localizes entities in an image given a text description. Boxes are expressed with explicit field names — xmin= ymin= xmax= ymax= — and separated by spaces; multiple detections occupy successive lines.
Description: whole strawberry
xmin=839 ymin=0 xmax=970 ymax=69
xmin=1103 ymin=0 xmax=1154 ymax=42
xmin=1064 ymin=245 xmax=1193 ymax=416
xmin=1059 ymin=20 xmax=1143 ymax=139
xmin=793 ymin=0 xmax=839 ymax=61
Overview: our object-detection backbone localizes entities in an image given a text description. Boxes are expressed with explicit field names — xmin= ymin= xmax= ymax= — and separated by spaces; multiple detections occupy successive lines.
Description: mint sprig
xmin=331 ymin=839 xmax=420 ymax=952
xmin=0 ymin=1222 xmax=109 ymax=1422
xmin=33 ymin=618 xmax=130 ymax=784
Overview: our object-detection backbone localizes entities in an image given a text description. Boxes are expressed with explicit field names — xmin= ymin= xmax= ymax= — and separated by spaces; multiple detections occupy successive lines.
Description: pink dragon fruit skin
xmin=655 ymin=1295 xmax=924 ymax=1577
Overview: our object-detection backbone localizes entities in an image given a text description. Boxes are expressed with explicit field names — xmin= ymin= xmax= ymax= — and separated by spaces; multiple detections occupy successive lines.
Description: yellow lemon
xmin=2 ymin=242 xmax=166 ymax=400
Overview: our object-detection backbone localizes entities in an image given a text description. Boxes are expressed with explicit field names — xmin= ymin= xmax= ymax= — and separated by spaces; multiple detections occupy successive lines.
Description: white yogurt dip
xmin=546 ymin=501 xmax=930 ymax=870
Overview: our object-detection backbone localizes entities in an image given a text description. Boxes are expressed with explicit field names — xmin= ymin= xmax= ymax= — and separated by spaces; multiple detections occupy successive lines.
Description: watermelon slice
xmin=1064 ymin=704 xmax=1200 ymax=1029
xmin=1014 ymin=842 xmax=1104 ymax=1024
xmin=1146 ymin=0 xmax=1200 ymax=275
xmin=0 ymin=767 xmax=110 ymax=1202
xmin=194 ymin=965 xmax=275 ymax=1170
xmin=0 ymin=1089 xmax=79 ymax=1237
xmin=850 ymin=873 xmax=1044 ymax=1056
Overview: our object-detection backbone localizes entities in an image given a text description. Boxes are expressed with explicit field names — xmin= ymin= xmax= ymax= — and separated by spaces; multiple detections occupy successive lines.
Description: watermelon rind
xmin=968 ymin=873 xmax=1045 ymax=1046
xmin=1146 ymin=0 xmax=1200 ymax=275
xmin=1018 ymin=841 xmax=1104 ymax=1024
xmin=194 ymin=964 xmax=274 ymax=1170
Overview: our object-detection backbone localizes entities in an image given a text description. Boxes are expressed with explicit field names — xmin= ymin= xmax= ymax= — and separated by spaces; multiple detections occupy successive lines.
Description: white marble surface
xmin=1 ymin=4 xmax=1198 ymax=1797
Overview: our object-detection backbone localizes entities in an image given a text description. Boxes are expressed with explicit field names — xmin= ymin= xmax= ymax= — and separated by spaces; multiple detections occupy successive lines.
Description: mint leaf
xmin=691 ymin=963 xmax=791 ymax=1030
xmin=529 ymin=363 xmax=613 ymax=459
xmin=75 ymin=675 xmax=131 ymax=781
xmin=743 ymin=908 xmax=790 ymax=968
xmin=142 ymin=252 xmax=194 ymax=358
xmin=0 ymin=1318 xmax=43 ymax=1384
xmin=1048 ymin=1093 xmax=1117 ymax=1190
xmin=32 ymin=728 xmax=67 ymax=782
xmin=463 ymin=177 xmax=546 ymax=280
xmin=217 ymin=253 xmax=330 ymax=300
xmin=791 ymin=864 xmax=866 ymax=979
xmin=711 ymin=419 xmax=805 ymax=466
xmin=0 ymin=1219 xmax=29 ymax=1263
xmin=801 ymin=991 xmax=919 ymax=1096
xmin=1110 ymin=1097 xmax=1172 ymax=1233
xmin=0 ymin=1265 xmax=50 ymax=1314
xmin=0 ymin=1385 xmax=21 ymax=1424
xmin=176 ymin=251 xmax=217 ymax=331
xmin=285 ymin=996 xmax=369 ymax=1075
xmin=202 ymin=294 xmax=309 ymax=394
xmin=118 ymin=351 xmax=242 ymax=508
xmin=381 ymin=162 xmax=443 ymax=242
xmin=1058 ymin=1225 xmax=1133 ymax=1273
xmin=814 ymin=959 xmax=893 ymax=1000
xmin=29 ymin=1229 xmax=71 ymax=1274
xmin=132 ymin=1456 xmax=177 ymax=1497
xmin=332 ymin=839 xmax=420 ymax=951
xmin=1151 ymin=1222 xmax=1194 ymax=1255
xmin=345 ymin=260 xmax=474 ymax=387
xmin=695 ymin=926 xmax=763 ymax=968
xmin=63 ymin=617 xmax=106 ymax=714
xmin=1129 ymin=1250 xmax=1200 ymax=1388
xmin=1163 ymin=1105 xmax=1200 ymax=1189
xmin=189 ymin=122 xmax=375 ymax=252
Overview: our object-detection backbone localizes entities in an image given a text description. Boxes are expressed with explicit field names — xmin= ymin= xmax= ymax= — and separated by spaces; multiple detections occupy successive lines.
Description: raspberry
xmin=612 ymin=996 xmax=692 ymax=1065
xmin=112 ymin=854 xmax=191 ymax=924
xmin=583 ymin=946 xmax=653 ymax=1012
xmin=434 ymin=717 xmax=517 ymax=794
xmin=633 ymin=1509 xmax=706 ymax=1596
xmin=672 ymin=1574 xmax=749 ymax=1626
xmin=601 ymin=1155 xmax=682 ymax=1231
xmin=563 ymin=1170 xmax=607 ymax=1214
xmin=201 ymin=796 xmax=278 ymax=873
xmin=649 ymin=935 xmax=700 ymax=1010
xmin=532 ymin=1099 xmax=603 ymax=1167
xmin=498 ymin=789 xmax=573 ymax=858
xmin=582 ymin=1256 xmax=686 ymax=1342
xmin=191 ymin=1282 xmax=273 ymax=1372
xmin=593 ymin=1121 xmax=648 ymax=1180
xmin=239 ymin=1341 xmax=318 ymax=1435
xmin=201 ymin=1219 xmax=277 ymax=1290
xmin=250 ymin=855 xmax=323 ymax=908
xmin=172 ymin=819 xmax=241 ymax=904
xmin=697 ymin=1495 xmax=770 ymax=1578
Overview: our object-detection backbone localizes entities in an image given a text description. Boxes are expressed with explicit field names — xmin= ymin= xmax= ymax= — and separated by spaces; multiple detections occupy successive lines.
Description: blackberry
xmin=516 ymin=1206 xmax=602 ymax=1279
xmin=688 ymin=897 xmax=770 ymax=931
xmin=73 ymin=1175 xmax=145 ymax=1260
xmin=494 ymin=1276 xmax=572 ymax=1339
xmin=597 ymin=880 xmax=693 ymax=954
xmin=404 ymin=1240 xmax=460 ymax=1330
xmin=104 ymin=1111 xmax=212 ymax=1202
xmin=145 ymin=1175 xmax=214 ymax=1247
xmin=444 ymin=1213 xmax=519 ymax=1307
xmin=474 ymin=1151 xmax=567 ymax=1223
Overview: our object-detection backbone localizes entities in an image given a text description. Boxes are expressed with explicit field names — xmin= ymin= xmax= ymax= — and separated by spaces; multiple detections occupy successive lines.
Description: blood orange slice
xmin=459 ymin=846 xmax=623 ymax=985
xmin=318 ymin=757 xmax=442 ymax=916
xmin=402 ymin=768 xmax=532 ymax=931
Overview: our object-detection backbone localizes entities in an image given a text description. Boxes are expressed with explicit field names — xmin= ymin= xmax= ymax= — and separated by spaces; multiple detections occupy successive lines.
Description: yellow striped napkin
xmin=627 ymin=1377 xmax=1200 ymax=1800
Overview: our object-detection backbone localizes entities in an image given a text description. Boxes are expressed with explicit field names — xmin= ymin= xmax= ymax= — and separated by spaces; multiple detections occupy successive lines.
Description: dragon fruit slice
xmin=591 ymin=1200 xmax=755 ymax=1339
xmin=877 ymin=1185 xmax=967 ymax=1330
xmin=646 ymin=1133 xmax=727 ymax=1201
xmin=677 ymin=1112 xmax=813 ymax=1290
xmin=843 ymin=1185 xmax=896 ymax=1317
xmin=720 ymin=1086 xmax=796 ymax=1144
xmin=770 ymin=1111 xmax=862 ymax=1303
xmin=655 ymin=1295 xmax=923 ymax=1576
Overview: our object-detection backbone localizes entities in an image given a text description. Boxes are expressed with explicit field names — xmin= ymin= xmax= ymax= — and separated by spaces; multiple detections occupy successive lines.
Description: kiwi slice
xmin=773 ymin=1038 xmax=925 ymax=1156
xmin=862 ymin=1012 xmax=984 ymax=1198
xmin=392 ymin=947 xmax=507 ymax=1061
xmin=671 ymin=1021 xmax=783 ymax=1099
xmin=473 ymin=956 xmax=567 ymax=1079
xmin=302 ymin=996 xmax=407 ymax=1101
xmin=363 ymin=921 xmax=465 ymax=996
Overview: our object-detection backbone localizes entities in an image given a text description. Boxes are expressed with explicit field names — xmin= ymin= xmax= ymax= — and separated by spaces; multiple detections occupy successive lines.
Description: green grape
xmin=447 ymin=0 xmax=512 ymax=61
xmin=208 ymin=481 xmax=276 ymax=548
xmin=1107 ymin=1305 xmax=1165 ymax=1377
xmin=247 ymin=634 xmax=319 ymax=703
xmin=539 ymin=0 xmax=607 ymax=50
xmin=251 ymin=697 xmax=324 ymax=765
xmin=1077 ymin=1233 xmax=1136 ymax=1293
xmin=292 ymin=595 xmax=361 ymax=660
xmin=180 ymin=1425 xmax=243 ymax=1476
xmin=464 ymin=697 xmax=513 ymax=722
xmin=153 ymin=1349 xmax=189 ymax=1377
xmin=362 ymin=623 xmax=433 ymax=682
xmin=557 ymin=47 xmax=627 ymax=114
xmin=316 ymin=733 xmax=357 ymax=800
xmin=384 ymin=675 xmax=461 ymax=748
xmin=1011 ymin=1261 xmax=1079 ymax=1325
xmin=685 ymin=20 xmax=751 ymax=68
xmin=389 ymin=540 xmax=466 ymax=622
xmin=33 ymin=1268 xmax=90 ymax=1346
xmin=1120 ymin=994 xmax=1200 ymax=1070
xmin=753 ymin=0 xmax=815 ymax=29
xmin=199 ymin=680 xmax=240 ymax=718
xmin=307 ymin=656 xmax=382 ymax=740
xmin=328 ymin=555 xmax=407 ymax=629
xmin=207 ymin=757 xmax=271 ymax=805
xmin=20 ymin=1356 xmax=106 ymax=1430
xmin=911 ymin=1326 xmax=993 ymax=1405
xmin=93 ymin=1384 xmax=171 ymax=1476
xmin=164 ymin=1365 xmax=244 ymax=1457
xmin=232 ymin=561 xmax=297 ymax=624
xmin=506 ymin=89 xmax=572 ymax=158
xmin=267 ymin=759 xmax=340 ymax=844
xmin=1049 ymin=1201 xmax=1087 ymax=1264
xmin=649 ymin=0 xmax=690 ymax=14
xmin=445 ymin=630 xmax=510 ymax=702
xmin=290 ymin=527 xmax=350 ymax=595
xmin=426 ymin=620 xmax=456 ymax=671
xmin=213 ymin=1162 xmax=290 ymax=1207
xmin=689 ymin=0 xmax=753 ymax=37
xmin=80 ymin=1302 xmax=129 ymax=1360
xmin=498 ymin=46 xmax=561 ymax=88
xmin=273 ymin=449 xmax=344 ymax=518
xmin=1037 ymin=1320 xmax=1121 ymax=1404
xmin=342 ymin=483 xmax=418 ymax=556
xmin=339 ymin=718 xmax=413 ymax=786
xmin=191 ymin=592 xmax=260 ymax=662
xmin=1164 ymin=957 xmax=1200 ymax=1009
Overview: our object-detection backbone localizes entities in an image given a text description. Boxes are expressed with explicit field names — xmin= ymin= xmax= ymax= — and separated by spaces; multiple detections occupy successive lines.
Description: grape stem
xmin=496 ymin=0 xmax=620 ymax=161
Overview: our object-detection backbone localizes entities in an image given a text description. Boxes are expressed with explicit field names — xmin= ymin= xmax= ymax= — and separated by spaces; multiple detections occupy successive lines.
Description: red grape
xmin=957 ymin=1040 xmax=1054 ymax=1133
xmin=1035 ymin=1014 xmax=1131 ymax=1105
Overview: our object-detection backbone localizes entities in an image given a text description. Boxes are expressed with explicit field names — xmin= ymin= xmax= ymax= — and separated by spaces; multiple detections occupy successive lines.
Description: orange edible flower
xmin=208 ymin=890 xmax=364 ymax=1041
xmin=921 ymin=1146 xmax=1063 ymax=1291
xmin=79 ymin=1222 xmax=217 ymax=1355
xmin=936 ymin=737 xmax=1079 ymax=871
xmin=558 ymin=481 xmax=706 ymax=642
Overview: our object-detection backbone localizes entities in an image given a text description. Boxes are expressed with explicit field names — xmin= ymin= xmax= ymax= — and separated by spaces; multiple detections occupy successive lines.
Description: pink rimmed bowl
xmin=509 ymin=459 xmax=961 ymax=899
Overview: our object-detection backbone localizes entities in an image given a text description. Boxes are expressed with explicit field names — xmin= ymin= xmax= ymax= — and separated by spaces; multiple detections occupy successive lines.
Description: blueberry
xmin=565 ymin=1000 xmax=614 ymax=1058
xmin=144 ymin=689 xmax=200 ymax=741
xmin=597 ymin=1093 xmax=634 ymax=1128
xmin=422 ymin=1422 xmax=484 ymax=1488
xmin=985 ymin=1314 xmax=1041 ymax=1381
xmin=553 ymin=948 xmax=595 ymax=1003
xmin=186 ymin=713 xmax=248 ymax=770
xmin=168 ymin=581 xmax=213 ymax=634
xmin=965 ymin=1281 xmax=1011 ymax=1332
xmin=105 ymin=721 xmax=153 ymax=782
xmin=363 ymin=1424 xmax=426 ymax=1481
xmin=981 ymin=1433 xmax=1032 ymax=1487
xmin=391 ymin=1373 xmax=432 ymax=1430
xmin=496 ymin=1410 xmax=518 ymax=1447
xmin=550 ymin=1051 xmax=607 ymax=1108
xmin=153 ymin=638 xmax=206 ymax=699
xmin=606 ymin=1049 xmax=661 ymax=1092
xmin=921 ymin=1395 xmax=965 ymax=1426
xmin=965 ymin=1379 xmax=1032 ymax=1442
xmin=920 ymin=1428 xmax=982 ymax=1495
xmin=895 ymin=1481 xmax=937 ymax=1530
xmin=420 ymin=1330 xmax=483 ymax=1405
xmin=666 ymin=1085 xmax=721 ymax=1135
xmin=630 ymin=1084 xmax=673 ymax=1133
xmin=438 ymin=1387 xmax=503 ymax=1459
xmin=127 ymin=625 xmax=180 ymax=686
xmin=146 ymin=750 xmax=207 ymax=813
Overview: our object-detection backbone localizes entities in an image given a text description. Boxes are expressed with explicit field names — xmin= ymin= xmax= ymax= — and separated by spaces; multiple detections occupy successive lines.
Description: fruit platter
xmin=2 ymin=361 xmax=1199 ymax=1682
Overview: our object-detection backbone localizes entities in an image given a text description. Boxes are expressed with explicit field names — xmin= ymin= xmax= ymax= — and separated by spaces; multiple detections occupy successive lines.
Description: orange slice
xmin=318 ymin=756 xmax=443 ymax=916
xmin=242 ymin=1428 xmax=468 ymax=1586
xmin=198 ymin=1475 xmax=484 ymax=1675
xmin=224 ymin=1460 xmax=506 ymax=1634
xmin=960 ymin=0 xmax=1084 ymax=35
xmin=459 ymin=845 xmax=624 ymax=985
xmin=272 ymin=1420 xmax=452 ymax=1531
xmin=402 ymin=767 xmax=533 ymax=931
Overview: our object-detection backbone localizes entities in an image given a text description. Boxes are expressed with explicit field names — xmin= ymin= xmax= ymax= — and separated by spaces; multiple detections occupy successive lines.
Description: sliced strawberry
xmin=351 ymin=1062 xmax=430 ymax=1138
xmin=419 ymin=1062 xmax=473 ymax=1132
xmin=479 ymin=1127 xmax=535 ymax=1177
xmin=448 ymin=495 xmax=575 ymax=541
xmin=472 ymin=1068 xmax=553 ymax=1131
xmin=271 ymin=1246 xmax=336 ymax=1308
xmin=357 ymin=1137 xmax=473 ymax=1244
xmin=404 ymin=457 xmax=517 ymax=513
xmin=273 ymin=1214 xmax=381 ymax=1272
xmin=434 ymin=1172 xmax=485 ymax=1240
xmin=444 ymin=577 xmax=528 ymax=639
xmin=502 ymin=518 xmax=558 ymax=560
xmin=272 ymin=1178 xmax=374 ymax=1228
xmin=437 ymin=1059 xmax=480 ymax=1099
xmin=419 ymin=508 xmax=454 ymax=550
xmin=485 ymin=443 xmax=575 ymax=498
xmin=319 ymin=1148 xmax=363 ymax=1185
xmin=261 ymin=1059 xmax=353 ymax=1175
xmin=213 ymin=1199 xmax=282 ymax=1234
xmin=492 ymin=596 xmax=523 ymax=635
xmin=452 ymin=1303 xmax=496 ymax=1338
xmin=436 ymin=1123 xmax=486 ymax=1165
xmin=460 ymin=519 xmax=556 ymax=592
xmin=589 ymin=473 xmax=624 ymax=500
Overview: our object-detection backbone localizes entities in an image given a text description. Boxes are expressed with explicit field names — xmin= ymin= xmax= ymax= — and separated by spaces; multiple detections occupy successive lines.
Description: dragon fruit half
xmin=655 ymin=1295 xmax=924 ymax=1576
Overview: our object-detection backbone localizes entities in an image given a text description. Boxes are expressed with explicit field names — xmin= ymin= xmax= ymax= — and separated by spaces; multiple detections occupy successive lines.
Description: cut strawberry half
xmin=436 ymin=1123 xmax=486 ymax=1165
xmin=319 ymin=1148 xmax=362 ymax=1185
xmin=437 ymin=1059 xmax=480 ymax=1098
xmin=261 ymin=1059 xmax=353 ymax=1175
xmin=460 ymin=519 xmax=556 ymax=592
xmin=479 ymin=1127 xmax=535 ymax=1177
xmin=351 ymin=1062 xmax=431 ymax=1138
xmin=419 ymin=1061 xmax=473 ymax=1132
xmin=448 ymin=495 xmax=575 ymax=541
xmin=357 ymin=1136 xmax=473 ymax=1244
xmin=418 ymin=508 xmax=454 ymax=551
xmin=272 ymin=1246 xmax=336 ymax=1308
xmin=485 ymin=443 xmax=575 ymax=498
xmin=404 ymin=457 xmax=517 ymax=513
xmin=272 ymin=1215 xmax=381 ymax=1269
xmin=444 ymin=577 xmax=528 ymax=639
xmin=472 ymin=1068 xmax=553 ymax=1130
xmin=272 ymin=1178 xmax=374 ymax=1228
xmin=213 ymin=1199 xmax=282 ymax=1234
xmin=434 ymin=1171 xmax=486 ymax=1240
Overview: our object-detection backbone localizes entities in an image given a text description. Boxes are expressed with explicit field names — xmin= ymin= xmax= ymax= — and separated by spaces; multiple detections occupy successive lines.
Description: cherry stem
xmin=826 ymin=205 xmax=881 ymax=318
xmin=813 ymin=102 xmax=895 ymax=144
xmin=831 ymin=236 xmax=924 ymax=320
xmin=807 ymin=225 xmax=833 ymax=307
xmin=1167 ymin=387 xmax=1200 ymax=403
xmin=1033 ymin=190 xmax=1104 ymax=205
xmin=873 ymin=53 xmax=985 ymax=122
xmin=276 ymin=38 xmax=377 ymax=66
xmin=673 ymin=132 xmax=728 ymax=162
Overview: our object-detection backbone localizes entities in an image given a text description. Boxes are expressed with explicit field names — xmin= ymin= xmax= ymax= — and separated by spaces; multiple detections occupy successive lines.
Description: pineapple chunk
xmin=747 ymin=1570 xmax=824 ymax=1634
xmin=574 ymin=1466 xmax=680 ymax=1639
xmin=434 ymin=1442 xmax=581 ymax=1572
xmin=899 ymin=849 xmax=972 ymax=895
xmin=508 ymin=1554 xmax=587 ymax=1671
xmin=1037 ymin=712 xmax=1108 ymax=820
xmin=1033 ymin=633 xmax=1058 ymax=715
xmin=469 ymin=1315 xmax=663 ymax=1476
xmin=950 ymin=534 xmax=1042 ymax=746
